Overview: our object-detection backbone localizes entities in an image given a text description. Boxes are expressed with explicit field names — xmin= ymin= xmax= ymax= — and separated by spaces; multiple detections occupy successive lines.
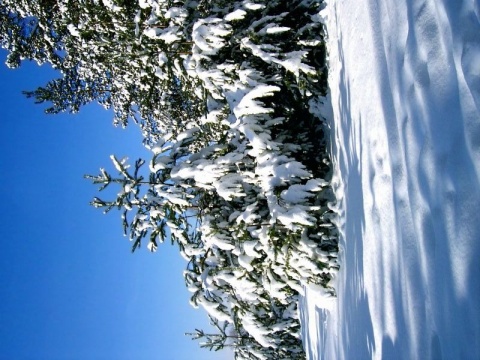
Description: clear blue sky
xmin=0 ymin=51 xmax=232 ymax=360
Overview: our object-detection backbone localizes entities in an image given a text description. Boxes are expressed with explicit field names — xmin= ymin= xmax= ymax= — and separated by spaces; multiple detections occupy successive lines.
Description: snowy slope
xmin=300 ymin=0 xmax=480 ymax=359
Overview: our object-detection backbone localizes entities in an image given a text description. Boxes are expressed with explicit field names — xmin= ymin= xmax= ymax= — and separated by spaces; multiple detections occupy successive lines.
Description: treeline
xmin=0 ymin=0 xmax=338 ymax=358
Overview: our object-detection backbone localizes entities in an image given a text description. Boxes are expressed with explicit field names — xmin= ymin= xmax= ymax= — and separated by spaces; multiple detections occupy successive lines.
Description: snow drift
xmin=300 ymin=0 xmax=480 ymax=358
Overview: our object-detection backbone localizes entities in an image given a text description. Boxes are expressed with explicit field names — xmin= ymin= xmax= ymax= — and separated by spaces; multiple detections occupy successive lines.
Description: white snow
xmin=224 ymin=9 xmax=247 ymax=22
xmin=192 ymin=18 xmax=232 ymax=56
xmin=67 ymin=24 xmax=80 ymax=37
xmin=300 ymin=0 xmax=480 ymax=359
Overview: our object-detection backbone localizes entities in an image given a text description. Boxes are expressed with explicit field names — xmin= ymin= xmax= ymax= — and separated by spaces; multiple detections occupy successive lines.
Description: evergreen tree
xmin=2 ymin=0 xmax=338 ymax=358
xmin=0 ymin=0 xmax=204 ymax=137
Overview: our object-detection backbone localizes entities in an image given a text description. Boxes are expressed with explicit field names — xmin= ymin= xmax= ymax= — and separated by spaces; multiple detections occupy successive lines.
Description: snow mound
xmin=300 ymin=0 xmax=480 ymax=359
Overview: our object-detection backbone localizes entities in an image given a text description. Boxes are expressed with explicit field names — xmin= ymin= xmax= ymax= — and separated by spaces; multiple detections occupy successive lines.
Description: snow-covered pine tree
xmin=0 ymin=0 xmax=204 ymax=142
xmin=2 ymin=0 xmax=339 ymax=358
xmin=173 ymin=0 xmax=339 ymax=357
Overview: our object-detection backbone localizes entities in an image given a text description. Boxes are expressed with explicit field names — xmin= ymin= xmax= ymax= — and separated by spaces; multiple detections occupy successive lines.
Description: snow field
xmin=300 ymin=0 xmax=480 ymax=359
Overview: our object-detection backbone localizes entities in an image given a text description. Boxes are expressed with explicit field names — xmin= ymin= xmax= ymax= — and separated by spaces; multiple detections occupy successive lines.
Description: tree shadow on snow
xmin=328 ymin=27 xmax=376 ymax=359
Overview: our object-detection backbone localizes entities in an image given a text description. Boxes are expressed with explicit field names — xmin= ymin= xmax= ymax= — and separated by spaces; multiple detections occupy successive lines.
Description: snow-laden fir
xmin=1 ymin=0 xmax=339 ymax=358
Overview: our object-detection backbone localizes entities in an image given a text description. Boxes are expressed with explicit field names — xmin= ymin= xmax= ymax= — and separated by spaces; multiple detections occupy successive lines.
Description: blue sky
xmin=0 ymin=52 xmax=231 ymax=360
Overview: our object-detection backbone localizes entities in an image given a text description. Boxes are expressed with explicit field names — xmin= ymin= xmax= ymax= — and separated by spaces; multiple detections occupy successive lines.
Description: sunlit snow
xmin=300 ymin=0 xmax=480 ymax=359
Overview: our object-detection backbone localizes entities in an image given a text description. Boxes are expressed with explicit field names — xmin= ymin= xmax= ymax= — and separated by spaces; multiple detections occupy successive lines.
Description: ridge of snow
xmin=300 ymin=0 xmax=480 ymax=359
